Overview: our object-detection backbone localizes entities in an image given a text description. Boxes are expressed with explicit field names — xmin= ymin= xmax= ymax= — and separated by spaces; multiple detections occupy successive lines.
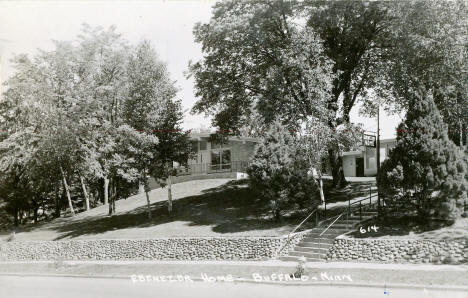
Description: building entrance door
xmin=356 ymin=157 xmax=364 ymax=177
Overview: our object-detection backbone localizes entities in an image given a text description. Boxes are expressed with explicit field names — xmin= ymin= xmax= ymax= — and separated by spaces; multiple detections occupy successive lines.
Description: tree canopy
xmin=189 ymin=0 xmax=468 ymax=187
xmin=0 ymin=25 xmax=188 ymax=225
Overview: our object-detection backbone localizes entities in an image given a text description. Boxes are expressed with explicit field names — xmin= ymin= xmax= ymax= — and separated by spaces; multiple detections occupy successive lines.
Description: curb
xmin=1 ymin=260 xmax=467 ymax=271
xmin=1 ymin=272 xmax=467 ymax=291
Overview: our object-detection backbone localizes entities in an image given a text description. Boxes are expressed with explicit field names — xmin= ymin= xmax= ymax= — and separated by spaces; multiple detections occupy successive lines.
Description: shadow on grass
xmin=51 ymin=180 xmax=307 ymax=240
xmin=347 ymin=214 xmax=458 ymax=239
xmin=17 ymin=178 xmax=378 ymax=240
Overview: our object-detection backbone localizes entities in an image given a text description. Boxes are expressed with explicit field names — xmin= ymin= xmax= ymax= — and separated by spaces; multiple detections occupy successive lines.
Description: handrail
xmin=319 ymin=213 xmax=343 ymax=237
xmin=276 ymin=187 xmax=380 ymax=259
xmin=316 ymin=213 xmax=344 ymax=261
xmin=346 ymin=191 xmax=379 ymax=221
xmin=349 ymin=192 xmax=378 ymax=207
xmin=275 ymin=208 xmax=318 ymax=257
xmin=290 ymin=209 xmax=318 ymax=236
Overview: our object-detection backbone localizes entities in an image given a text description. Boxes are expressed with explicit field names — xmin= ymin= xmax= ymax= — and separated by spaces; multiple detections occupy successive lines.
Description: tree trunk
xmin=54 ymin=185 xmax=61 ymax=218
xmin=167 ymin=176 xmax=173 ymax=213
xmin=59 ymin=165 xmax=75 ymax=216
xmin=274 ymin=209 xmax=282 ymax=223
xmin=13 ymin=207 xmax=19 ymax=227
xmin=460 ymin=119 xmax=464 ymax=147
xmin=33 ymin=206 xmax=38 ymax=223
xmin=108 ymin=178 xmax=116 ymax=215
xmin=79 ymin=175 xmax=90 ymax=211
xmin=144 ymin=183 xmax=152 ymax=220
xmin=138 ymin=181 xmax=145 ymax=194
xmin=113 ymin=178 xmax=117 ymax=211
xmin=318 ymin=171 xmax=325 ymax=204
xmin=103 ymin=176 xmax=109 ymax=205
xmin=108 ymin=196 xmax=115 ymax=215
xmin=328 ymin=147 xmax=347 ymax=188
xmin=21 ymin=210 xmax=27 ymax=225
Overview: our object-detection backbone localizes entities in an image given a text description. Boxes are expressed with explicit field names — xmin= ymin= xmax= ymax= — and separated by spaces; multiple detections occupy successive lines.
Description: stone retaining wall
xmin=327 ymin=239 xmax=468 ymax=264
xmin=0 ymin=234 xmax=305 ymax=261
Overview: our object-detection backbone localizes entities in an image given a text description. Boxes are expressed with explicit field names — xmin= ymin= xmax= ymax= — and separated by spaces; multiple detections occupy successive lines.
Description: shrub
xmin=247 ymin=121 xmax=320 ymax=221
xmin=377 ymin=87 xmax=467 ymax=221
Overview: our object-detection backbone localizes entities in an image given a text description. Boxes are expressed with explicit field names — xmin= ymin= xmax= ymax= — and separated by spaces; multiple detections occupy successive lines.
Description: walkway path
xmin=319 ymin=186 xmax=378 ymax=210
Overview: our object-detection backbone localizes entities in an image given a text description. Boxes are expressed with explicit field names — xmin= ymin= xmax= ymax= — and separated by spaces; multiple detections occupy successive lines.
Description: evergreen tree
xmin=247 ymin=120 xmax=320 ymax=222
xmin=377 ymin=87 xmax=467 ymax=221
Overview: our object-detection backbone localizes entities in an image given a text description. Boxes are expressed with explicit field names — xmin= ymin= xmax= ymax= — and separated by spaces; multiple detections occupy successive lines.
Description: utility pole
xmin=376 ymin=104 xmax=381 ymax=217
xmin=377 ymin=105 xmax=380 ymax=174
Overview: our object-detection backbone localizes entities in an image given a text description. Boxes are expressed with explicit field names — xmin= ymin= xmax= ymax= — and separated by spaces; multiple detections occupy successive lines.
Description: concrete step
xmin=302 ymin=235 xmax=340 ymax=242
xmin=297 ymin=242 xmax=334 ymax=248
xmin=304 ymin=231 xmax=345 ymax=238
xmin=312 ymin=228 xmax=349 ymax=234
xmin=298 ymin=239 xmax=335 ymax=245
xmin=289 ymin=251 xmax=326 ymax=259
xmin=294 ymin=246 xmax=330 ymax=254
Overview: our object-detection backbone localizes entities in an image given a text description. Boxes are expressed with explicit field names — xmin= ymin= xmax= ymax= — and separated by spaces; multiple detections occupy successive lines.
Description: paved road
xmin=0 ymin=276 xmax=466 ymax=298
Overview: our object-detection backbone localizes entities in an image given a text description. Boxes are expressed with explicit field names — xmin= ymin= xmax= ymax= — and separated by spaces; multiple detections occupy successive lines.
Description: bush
xmin=247 ymin=121 xmax=320 ymax=221
xmin=377 ymin=87 xmax=467 ymax=221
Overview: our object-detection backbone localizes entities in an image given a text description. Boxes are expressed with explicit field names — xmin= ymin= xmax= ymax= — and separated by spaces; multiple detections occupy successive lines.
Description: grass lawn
xmin=2 ymin=179 xmax=296 ymax=240
xmin=0 ymin=177 xmax=375 ymax=241
xmin=322 ymin=176 xmax=376 ymax=204
xmin=346 ymin=214 xmax=468 ymax=241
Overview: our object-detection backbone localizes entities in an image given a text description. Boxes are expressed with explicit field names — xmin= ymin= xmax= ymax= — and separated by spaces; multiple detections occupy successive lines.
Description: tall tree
xmin=150 ymin=99 xmax=192 ymax=213
xmin=76 ymin=24 xmax=131 ymax=206
xmin=0 ymin=24 xmax=191 ymax=224
xmin=373 ymin=0 xmax=468 ymax=147
xmin=125 ymin=41 xmax=192 ymax=214
xmin=189 ymin=0 xmax=390 ymax=188
xmin=299 ymin=118 xmax=332 ymax=204
xmin=247 ymin=120 xmax=320 ymax=222
xmin=305 ymin=1 xmax=394 ymax=186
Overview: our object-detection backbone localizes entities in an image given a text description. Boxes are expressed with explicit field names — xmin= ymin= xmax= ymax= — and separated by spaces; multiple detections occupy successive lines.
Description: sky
xmin=0 ymin=0 xmax=401 ymax=139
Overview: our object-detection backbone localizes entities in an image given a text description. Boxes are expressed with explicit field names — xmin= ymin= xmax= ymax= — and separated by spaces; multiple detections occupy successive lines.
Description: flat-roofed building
xmin=329 ymin=138 xmax=397 ymax=177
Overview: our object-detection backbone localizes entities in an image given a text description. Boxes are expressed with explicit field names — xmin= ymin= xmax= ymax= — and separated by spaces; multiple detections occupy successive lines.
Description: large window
xmin=211 ymin=149 xmax=231 ymax=171
xmin=211 ymin=150 xmax=220 ymax=170
xmin=221 ymin=150 xmax=231 ymax=169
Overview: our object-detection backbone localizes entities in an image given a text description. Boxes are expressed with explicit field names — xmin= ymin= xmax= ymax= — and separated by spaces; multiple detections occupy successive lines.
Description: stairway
xmin=279 ymin=210 xmax=378 ymax=262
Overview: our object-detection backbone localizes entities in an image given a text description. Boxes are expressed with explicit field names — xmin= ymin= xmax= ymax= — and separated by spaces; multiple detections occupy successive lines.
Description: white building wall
xmin=343 ymin=155 xmax=356 ymax=177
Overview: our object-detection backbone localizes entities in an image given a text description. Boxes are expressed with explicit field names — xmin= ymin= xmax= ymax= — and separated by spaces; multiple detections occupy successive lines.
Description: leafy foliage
xmin=0 ymin=25 xmax=187 ymax=225
xmin=368 ymin=0 xmax=468 ymax=146
xmin=189 ymin=0 xmax=334 ymax=132
xmin=190 ymin=0 xmax=468 ymax=188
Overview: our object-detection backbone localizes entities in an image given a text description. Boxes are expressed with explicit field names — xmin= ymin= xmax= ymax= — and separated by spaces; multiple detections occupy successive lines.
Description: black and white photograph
xmin=0 ymin=0 xmax=467 ymax=297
